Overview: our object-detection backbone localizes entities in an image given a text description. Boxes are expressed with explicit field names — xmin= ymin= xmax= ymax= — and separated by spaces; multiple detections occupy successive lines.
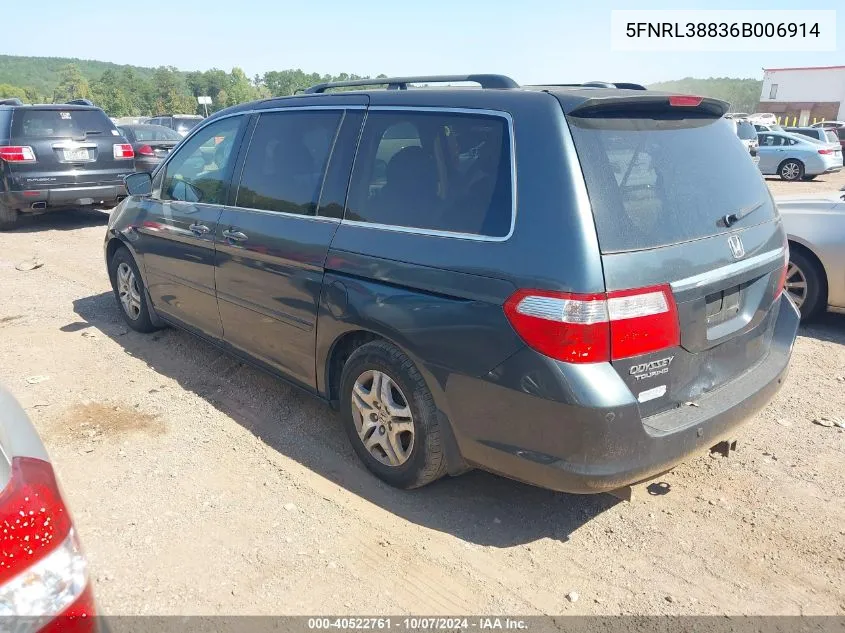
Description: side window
xmin=162 ymin=116 xmax=243 ymax=205
xmin=235 ymin=110 xmax=342 ymax=216
xmin=345 ymin=110 xmax=513 ymax=238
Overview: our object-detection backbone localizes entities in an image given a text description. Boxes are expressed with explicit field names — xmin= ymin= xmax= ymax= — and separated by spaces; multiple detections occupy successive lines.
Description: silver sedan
xmin=776 ymin=187 xmax=845 ymax=319
xmin=757 ymin=131 xmax=842 ymax=181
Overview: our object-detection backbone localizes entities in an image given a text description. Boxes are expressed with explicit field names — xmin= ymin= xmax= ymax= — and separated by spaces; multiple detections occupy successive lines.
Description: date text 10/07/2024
xmin=625 ymin=22 xmax=821 ymax=38
xmin=307 ymin=618 xmax=529 ymax=630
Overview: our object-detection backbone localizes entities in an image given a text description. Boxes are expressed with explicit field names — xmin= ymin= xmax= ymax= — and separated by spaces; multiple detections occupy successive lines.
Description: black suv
xmin=0 ymin=102 xmax=135 ymax=229
xmin=106 ymin=75 xmax=800 ymax=493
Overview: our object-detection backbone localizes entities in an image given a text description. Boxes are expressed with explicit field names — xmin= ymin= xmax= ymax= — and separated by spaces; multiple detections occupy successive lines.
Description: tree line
xmin=0 ymin=62 xmax=387 ymax=117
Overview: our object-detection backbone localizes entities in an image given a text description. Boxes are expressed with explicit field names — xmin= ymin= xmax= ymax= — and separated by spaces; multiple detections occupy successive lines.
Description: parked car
xmin=754 ymin=123 xmax=783 ymax=133
xmin=784 ymin=126 xmax=841 ymax=146
xmin=117 ymin=124 xmax=182 ymax=172
xmin=749 ymin=113 xmax=778 ymax=126
xmin=105 ymin=74 xmax=799 ymax=494
xmin=733 ymin=119 xmax=759 ymax=163
xmin=725 ymin=112 xmax=750 ymax=119
xmin=0 ymin=384 xmax=97 ymax=625
xmin=0 ymin=103 xmax=135 ymax=230
xmin=806 ymin=123 xmax=845 ymax=163
xmin=757 ymin=131 xmax=842 ymax=181
xmin=145 ymin=114 xmax=203 ymax=137
xmin=776 ymin=187 xmax=845 ymax=319
xmin=809 ymin=120 xmax=845 ymax=129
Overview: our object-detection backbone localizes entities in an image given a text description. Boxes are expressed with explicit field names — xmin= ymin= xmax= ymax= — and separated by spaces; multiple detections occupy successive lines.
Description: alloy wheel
xmin=117 ymin=262 xmax=142 ymax=320
xmin=785 ymin=261 xmax=808 ymax=308
xmin=350 ymin=370 xmax=415 ymax=467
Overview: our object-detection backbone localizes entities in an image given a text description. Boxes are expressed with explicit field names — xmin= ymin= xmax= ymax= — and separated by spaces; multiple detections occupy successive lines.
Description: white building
xmin=758 ymin=65 xmax=845 ymax=126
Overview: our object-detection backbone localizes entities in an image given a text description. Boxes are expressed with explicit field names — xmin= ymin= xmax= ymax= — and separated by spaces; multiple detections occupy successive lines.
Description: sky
xmin=2 ymin=0 xmax=843 ymax=84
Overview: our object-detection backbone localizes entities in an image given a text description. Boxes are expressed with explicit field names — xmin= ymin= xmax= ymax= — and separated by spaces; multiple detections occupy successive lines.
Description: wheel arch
xmin=787 ymin=238 xmax=829 ymax=305
xmin=321 ymin=326 xmax=470 ymax=476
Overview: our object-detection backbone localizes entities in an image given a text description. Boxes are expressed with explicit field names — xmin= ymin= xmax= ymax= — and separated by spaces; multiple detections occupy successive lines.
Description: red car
xmin=0 ymin=385 xmax=97 ymax=631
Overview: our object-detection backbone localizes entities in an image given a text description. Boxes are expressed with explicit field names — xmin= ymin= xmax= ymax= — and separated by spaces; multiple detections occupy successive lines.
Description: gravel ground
xmin=0 ymin=171 xmax=843 ymax=616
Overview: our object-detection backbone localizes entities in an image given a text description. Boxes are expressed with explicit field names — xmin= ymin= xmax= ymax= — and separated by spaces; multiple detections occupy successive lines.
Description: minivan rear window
xmin=11 ymin=109 xmax=115 ymax=139
xmin=568 ymin=115 xmax=775 ymax=253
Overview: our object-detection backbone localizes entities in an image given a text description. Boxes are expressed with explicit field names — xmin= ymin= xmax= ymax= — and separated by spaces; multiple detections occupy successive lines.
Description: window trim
xmin=340 ymin=106 xmax=518 ymax=243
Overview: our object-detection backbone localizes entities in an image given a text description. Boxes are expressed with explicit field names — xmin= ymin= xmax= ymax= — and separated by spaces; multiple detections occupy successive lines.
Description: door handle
xmin=189 ymin=223 xmax=210 ymax=235
xmin=222 ymin=228 xmax=248 ymax=242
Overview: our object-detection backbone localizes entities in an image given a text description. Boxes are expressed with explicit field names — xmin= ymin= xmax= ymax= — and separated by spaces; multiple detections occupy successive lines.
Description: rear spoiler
xmin=569 ymin=94 xmax=729 ymax=118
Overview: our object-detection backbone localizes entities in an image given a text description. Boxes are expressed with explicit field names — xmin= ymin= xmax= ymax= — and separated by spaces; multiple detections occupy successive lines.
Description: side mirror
xmin=125 ymin=172 xmax=153 ymax=197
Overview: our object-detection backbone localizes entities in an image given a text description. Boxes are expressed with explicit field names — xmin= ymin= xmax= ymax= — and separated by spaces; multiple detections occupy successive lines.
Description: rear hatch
xmin=563 ymin=94 xmax=787 ymax=420
xmin=8 ymin=107 xmax=134 ymax=190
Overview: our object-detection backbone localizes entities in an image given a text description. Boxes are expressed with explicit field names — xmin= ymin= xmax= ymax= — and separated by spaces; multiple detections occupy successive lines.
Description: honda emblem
xmin=728 ymin=234 xmax=745 ymax=259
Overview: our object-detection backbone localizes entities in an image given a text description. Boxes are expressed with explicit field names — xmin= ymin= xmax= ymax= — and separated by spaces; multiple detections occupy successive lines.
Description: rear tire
xmin=786 ymin=248 xmax=825 ymax=321
xmin=778 ymin=159 xmax=804 ymax=181
xmin=0 ymin=204 xmax=19 ymax=231
xmin=108 ymin=246 xmax=157 ymax=333
xmin=340 ymin=340 xmax=447 ymax=489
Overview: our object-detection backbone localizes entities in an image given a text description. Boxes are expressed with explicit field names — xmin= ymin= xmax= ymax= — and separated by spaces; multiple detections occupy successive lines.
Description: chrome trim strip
xmin=670 ymin=247 xmax=785 ymax=293
xmin=341 ymin=106 xmax=517 ymax=242
xmin=51 ymin=141 xmax=98 ymax=149
xmin=225 ymin=205 xmax=340 ymax=223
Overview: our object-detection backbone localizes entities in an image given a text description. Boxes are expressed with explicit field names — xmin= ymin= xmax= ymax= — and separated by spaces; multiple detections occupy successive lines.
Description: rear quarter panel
xmin=779 ymin=202 xmax=845 ymax=308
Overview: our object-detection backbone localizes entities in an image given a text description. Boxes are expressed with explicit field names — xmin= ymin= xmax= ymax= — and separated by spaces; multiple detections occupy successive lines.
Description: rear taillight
xmin=0 ymin=457 xmax=92 ymax=624
xmin=818 ymin=148 xmax=834 ymax=155
xmin=0 ymin=146 xmax=36 ymax=162
xmin=504 ymin=285 xmax=680 ymax=363
xmin=668 ymin=95 xmax=703 ymax=107
xmin=136 ymin=145 xmax=155 ymax=157
xmin=113 ymin=144 xmax=134 ymax=159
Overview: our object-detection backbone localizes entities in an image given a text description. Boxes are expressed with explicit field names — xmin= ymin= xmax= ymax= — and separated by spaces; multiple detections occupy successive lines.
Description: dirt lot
xmin=0 ymin=171 xmax=844 ymax=616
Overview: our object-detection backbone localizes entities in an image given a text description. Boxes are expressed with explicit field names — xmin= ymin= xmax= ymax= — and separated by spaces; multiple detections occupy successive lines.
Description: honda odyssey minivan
xmin=104 ymin=74 xmax=799 ymax=493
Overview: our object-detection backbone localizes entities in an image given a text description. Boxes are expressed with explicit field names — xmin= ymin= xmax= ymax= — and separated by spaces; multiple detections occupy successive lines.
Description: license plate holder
xmin=63 ymin=148 xmax=91 ymax=162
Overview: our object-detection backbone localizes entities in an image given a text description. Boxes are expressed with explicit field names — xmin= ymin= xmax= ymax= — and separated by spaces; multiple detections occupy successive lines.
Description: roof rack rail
xmin=303 ymin=74 xmax=519 ymax=94
xmin=66 ymin=98 xmax=95 ymax=106
xmin=529 ymin=82 xmax=647 ymax=91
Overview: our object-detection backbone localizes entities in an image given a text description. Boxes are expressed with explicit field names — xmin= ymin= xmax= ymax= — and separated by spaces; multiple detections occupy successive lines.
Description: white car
xmin=750 ymin=113 xmax=778 ymax=126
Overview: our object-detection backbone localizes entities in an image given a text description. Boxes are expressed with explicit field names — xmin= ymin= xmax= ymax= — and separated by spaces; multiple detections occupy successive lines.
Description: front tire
xmin=108 ymin=246 xmax=157 ymax=333
xmin=339 ymin=341 xmax=447 ymax=489
xmin=786 ymin=248 xmax=825 ymax=320
xmin=779 ymin=159 xmax=804 ymax=181
xmin=0 ymin=204 xmax=18 ymax=231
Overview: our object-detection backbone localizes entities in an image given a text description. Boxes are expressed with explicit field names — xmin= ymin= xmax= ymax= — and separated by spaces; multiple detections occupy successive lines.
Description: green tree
xmin=52 ymin=64 xmax=90 ymax=102
xmin=151 ymin=66 xmax=196 ymax=115
xmin=0 ymin=83 xmax=27 ymax=99
xmin=52 ymin=64 xmax=91 ymax=102
xmin=90 ymin=69 xmax=132 ymax=116
xmin=224 ymin=67 xmax=257 ymax=107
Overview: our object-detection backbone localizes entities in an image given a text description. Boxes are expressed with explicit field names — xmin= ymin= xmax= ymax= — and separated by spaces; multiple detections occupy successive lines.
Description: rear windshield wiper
xmin=723 ymin=200 xmax=765 ymax=227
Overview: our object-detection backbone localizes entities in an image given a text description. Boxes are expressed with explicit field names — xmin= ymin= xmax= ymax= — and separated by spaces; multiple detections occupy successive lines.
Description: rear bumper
xmin=443 ymin=295 xmax=800 ymax=493
xmin=0 ymin=184 xmax=126 ymax=210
